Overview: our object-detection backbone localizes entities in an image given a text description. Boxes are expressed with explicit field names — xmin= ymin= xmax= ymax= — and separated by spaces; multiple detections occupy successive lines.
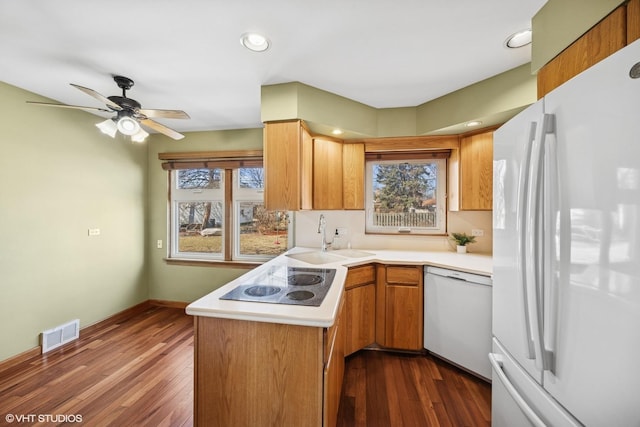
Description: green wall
xmin=0 ymin=82 xmax=148 ymax=361
xmin=261 ymin=65 xmax=538 ymax=138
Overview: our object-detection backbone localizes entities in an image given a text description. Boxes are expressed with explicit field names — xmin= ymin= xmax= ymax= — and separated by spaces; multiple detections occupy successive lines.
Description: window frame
xmin=364 ymin=153 xmax=448 ymax=235
xmin=160 ymin=150 xmax=291 ymax=265
xmin=170 ymin=168 xmax=225 ymax=260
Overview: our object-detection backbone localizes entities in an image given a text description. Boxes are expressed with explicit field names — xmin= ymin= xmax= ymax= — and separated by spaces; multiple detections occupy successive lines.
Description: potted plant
xmin=450 ymin=232 xmax=476 ymax=253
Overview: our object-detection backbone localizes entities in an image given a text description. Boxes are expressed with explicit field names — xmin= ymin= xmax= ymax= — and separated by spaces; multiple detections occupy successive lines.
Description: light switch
xmin=157 ymin=240 xmax=163 ymax=249
xmin=88 ymin=228 xmax=100 ymax=236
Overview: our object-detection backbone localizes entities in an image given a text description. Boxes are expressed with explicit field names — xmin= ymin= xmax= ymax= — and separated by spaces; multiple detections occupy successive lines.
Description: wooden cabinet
xmin=323 ymin=298 xmax=345 ymax=427
xmin=459 ymin=130 xmax=493 ymax=210
xmin=341 ymin=143 xmax=365 ymax=210
xmin=537 ymin=5 xmax=627 ymax=98
xmin=264 ymin=120 xmax=313 ymax=211
xmin=194 ymin=316 xmax=323 ymax=426
xmin=375 ymin=264 xmax=424 ymax=350
xmin=313 ymin=137 xmax=344 ymax=210
xmin=194 ymin=313 xmax=344 ymax=427
xmin=344 ymin=264 xmax=376 ymax=356
xmin=264 ymin=121 xmax=365 ymax=211
xmin=629 ymin=0 xmax=640 ymax=44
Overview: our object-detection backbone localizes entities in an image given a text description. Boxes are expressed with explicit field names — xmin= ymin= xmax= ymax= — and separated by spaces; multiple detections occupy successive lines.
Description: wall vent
xmin=41 ymin=319 xmax=80 ymax=353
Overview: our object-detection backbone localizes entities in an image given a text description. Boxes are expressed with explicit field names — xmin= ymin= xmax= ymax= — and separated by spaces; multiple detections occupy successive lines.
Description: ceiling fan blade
xmin=26 ymin=101 xmax=111 ymax=112
xmin=139 ymin=118 xmax=185 ymax=140
xmin=70 ymin=83 xmax=122 ymax=111
xmin=137 ymin=108 xmax=190 ymax=120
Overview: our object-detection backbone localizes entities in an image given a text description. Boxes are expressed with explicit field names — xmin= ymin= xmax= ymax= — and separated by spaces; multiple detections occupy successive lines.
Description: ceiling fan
xmin=27 ymin=75 xmax=190 ymax=141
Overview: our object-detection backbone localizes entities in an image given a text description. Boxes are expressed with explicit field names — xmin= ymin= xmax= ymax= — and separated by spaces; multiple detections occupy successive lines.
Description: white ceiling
xmin=0 ymin=0 xmax=547 ymax=135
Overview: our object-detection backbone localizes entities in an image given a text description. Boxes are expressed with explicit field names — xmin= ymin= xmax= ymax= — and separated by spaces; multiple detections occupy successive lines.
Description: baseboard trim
xmin=149 ymin=299 xmax=188 ymax=309
xmin=0 ymin=299 xmax=189 ymax=371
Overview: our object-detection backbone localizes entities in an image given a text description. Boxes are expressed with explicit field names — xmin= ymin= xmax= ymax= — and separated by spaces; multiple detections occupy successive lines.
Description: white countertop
xmin=185 ymin=247 xmax=492 ymax=328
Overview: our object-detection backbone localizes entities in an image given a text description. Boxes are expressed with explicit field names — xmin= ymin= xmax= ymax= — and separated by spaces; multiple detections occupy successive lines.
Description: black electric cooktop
xmin=219 ymin=266 xmax=336 ymax=307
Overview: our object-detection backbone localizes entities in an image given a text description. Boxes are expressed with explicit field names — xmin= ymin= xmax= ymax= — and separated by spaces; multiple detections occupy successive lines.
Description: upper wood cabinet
xmin=313 ymin=137 xmax=344 ymax=210
xmin=264 ymin=120 xmax=312 ymax=211
xmin=459 ymin=131 xmax=493 ymax=211
xmin=537 ymin=5 xmax=627 ymax=98
xmin=342 ymin=143 xmax=365 ymax=210
xmin=264 ymin=120 xmax=365 ymax=211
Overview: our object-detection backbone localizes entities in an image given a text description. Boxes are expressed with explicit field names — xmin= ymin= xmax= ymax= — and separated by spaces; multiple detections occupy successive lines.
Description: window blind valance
xmin=159 ymin=150 xmax=263 ymax=170
xmin=364 ymin=150 xmax=451 ymax=161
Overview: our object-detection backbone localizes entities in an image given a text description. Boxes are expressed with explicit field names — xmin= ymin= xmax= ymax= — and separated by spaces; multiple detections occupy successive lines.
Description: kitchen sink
xmin=285 ymin=251 xmax=346 ymax=265
xmin=330 ymin=249 xmax=375 ymax=258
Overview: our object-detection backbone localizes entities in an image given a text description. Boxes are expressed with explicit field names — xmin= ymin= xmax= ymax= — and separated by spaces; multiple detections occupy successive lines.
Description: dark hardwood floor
xmin=0 ymin=306 xmax=491 ymax=427
xmin=337 ymin=351 xmax=491 ymax=427
xmin=0 ymin=305 xmax=194 ymax=427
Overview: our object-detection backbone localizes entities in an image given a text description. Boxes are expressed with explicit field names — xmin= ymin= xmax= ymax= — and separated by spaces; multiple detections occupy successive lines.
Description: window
xmin=168 ymin=163 xmax=290 ymax=262
xmin=365 ymin=155 xmax=447 ymax=235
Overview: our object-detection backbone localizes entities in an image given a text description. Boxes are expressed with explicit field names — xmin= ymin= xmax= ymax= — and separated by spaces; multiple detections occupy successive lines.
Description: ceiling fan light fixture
xmin=505 ymin=29 xmax=532 ymax=48
xmin=96 ymin=119 xmax=118 ymax=138
xmin=116 ymin=115 xmax=140 ymax=136
xmin=240 ymin=32 xmax=270 ymax=52
xmin=131 ymin=128 xmax=149 ymax=143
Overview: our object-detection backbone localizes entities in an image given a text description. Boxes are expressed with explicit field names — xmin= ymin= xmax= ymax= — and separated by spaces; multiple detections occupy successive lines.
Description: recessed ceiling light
xmin=240 ymin=32 xmax=270 ymax=52
xmin=505 ymin=29 xmax=532 ymax=48
xmin=466 ymin=121 xmax=482 ymax=127
xmin=332 ymin=129 xmax=343 ymax=135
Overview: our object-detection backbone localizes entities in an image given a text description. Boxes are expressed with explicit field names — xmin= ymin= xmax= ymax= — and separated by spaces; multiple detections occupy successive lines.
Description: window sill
xmin=163 ymin=258 xmax=263 ymax=269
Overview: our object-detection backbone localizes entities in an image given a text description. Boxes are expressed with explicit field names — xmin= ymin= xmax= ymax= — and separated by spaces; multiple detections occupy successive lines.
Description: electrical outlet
xmin=156 ymin=240 xmax=163 ymax=249
xmin=88 ymin=228 xmax=100 ymax=236
xmin=471 ymin=229 xmax=484 ymax=237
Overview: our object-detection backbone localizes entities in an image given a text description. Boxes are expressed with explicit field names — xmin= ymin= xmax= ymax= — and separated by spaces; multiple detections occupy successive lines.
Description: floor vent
xmin=41 ymin=319 xmax=80 ymax=353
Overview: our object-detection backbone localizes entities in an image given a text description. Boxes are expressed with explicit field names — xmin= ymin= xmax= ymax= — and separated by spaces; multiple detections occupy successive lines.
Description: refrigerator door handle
xmin=518 ymin=121 xmax=538 ymax=360
xmin=526 ymin=113 xmax=556 ymax=373
xmin=489 ymin=353 xmax=547 ymax=427
xmin=541 ymin=114 xmax=558 ymax=375
xmin=525 ymin=114 xmax=552 ymax=372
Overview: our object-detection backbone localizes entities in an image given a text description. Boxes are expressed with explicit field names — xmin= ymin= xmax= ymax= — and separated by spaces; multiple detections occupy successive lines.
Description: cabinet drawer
xmin=345 ymin=264 xmax=375 ymax=289
xmin=386 ymin=265 xmax=421 ymax=285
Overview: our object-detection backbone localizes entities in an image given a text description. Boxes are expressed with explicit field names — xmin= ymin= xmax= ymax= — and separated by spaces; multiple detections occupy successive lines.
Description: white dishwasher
xmin=424 ymin=266 xmax=492 ymax=380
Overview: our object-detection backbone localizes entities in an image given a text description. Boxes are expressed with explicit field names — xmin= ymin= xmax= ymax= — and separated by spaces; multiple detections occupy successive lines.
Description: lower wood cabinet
xmin=376 ymin=264 xmax=424 ymax=350
xmin=344 ymin=264 xmax=376 ymax=356
xmin=323 ymin=298 xmax=345 ymax=427
xmin=194 ymin=311 xmax=344 ymax=427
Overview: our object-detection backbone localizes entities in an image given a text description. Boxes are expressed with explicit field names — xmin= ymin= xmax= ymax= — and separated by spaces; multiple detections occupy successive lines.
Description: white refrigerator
xmin=491 ymin=38 xmax=640 ymax=426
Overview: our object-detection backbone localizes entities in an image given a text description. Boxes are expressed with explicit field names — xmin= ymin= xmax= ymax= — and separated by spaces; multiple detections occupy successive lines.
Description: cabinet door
xmin=342 ymin=142 xmax=365 ymax=210
xmin=344 ymin=284 xmax=376 ymax=356
xmin=313 ymin=137 xmax=343 ymax=209
xmin=264 ymin=121 xmax=303 ymax=211
xmin=460 ymin=131 xmax=493 ymax=210
xmin=344 ymin=264 xmax=375 ymax=356
xmin=384 ymin=284 xmax=423 ymax=350
xmin=323 ymin=298 xmax=345 ymax=427
xmin=377 ymin=265 xmax=424 ymax=350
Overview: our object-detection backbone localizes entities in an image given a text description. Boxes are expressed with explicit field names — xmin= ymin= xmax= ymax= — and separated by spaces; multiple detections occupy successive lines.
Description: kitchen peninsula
xmin=186 ymin=247 xmax=492 ymax=427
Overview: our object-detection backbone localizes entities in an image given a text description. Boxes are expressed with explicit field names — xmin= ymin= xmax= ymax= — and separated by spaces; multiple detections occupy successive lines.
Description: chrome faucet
xmin=318 ymin=214 xmax=329 ymax=252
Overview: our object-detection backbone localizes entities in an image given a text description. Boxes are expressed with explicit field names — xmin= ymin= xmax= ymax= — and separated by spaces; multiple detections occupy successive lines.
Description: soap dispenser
xmin=332 ymin=229 xmax=342 ymax=250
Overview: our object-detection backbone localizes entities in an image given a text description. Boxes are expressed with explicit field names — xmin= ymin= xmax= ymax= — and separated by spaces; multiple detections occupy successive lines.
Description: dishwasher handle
xmin=426 ymin=266 xmax=492 ymax=286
